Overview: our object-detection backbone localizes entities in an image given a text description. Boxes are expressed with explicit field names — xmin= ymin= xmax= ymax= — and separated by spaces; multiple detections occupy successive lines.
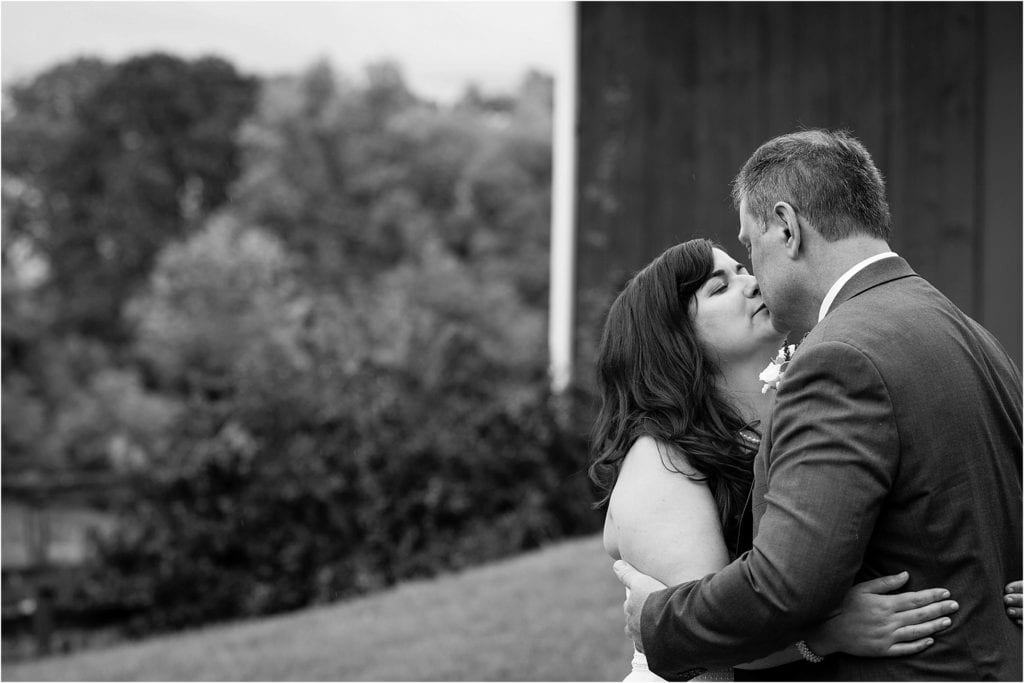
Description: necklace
xmin=738 ymin=430 xmax=761 ymax=447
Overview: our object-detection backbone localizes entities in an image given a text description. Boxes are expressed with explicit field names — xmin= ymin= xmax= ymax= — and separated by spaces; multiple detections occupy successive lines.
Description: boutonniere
xmin=759 ymin=343 xmax=797 ymax=394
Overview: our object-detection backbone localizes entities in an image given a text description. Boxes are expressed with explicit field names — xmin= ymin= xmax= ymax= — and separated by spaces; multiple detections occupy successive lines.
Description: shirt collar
xmin=817 ymin=252 xmax=899 ymax=322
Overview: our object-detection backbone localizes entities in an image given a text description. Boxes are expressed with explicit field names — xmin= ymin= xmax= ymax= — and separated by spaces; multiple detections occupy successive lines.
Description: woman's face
xmin=689 ymin=248 xmax=785 ymax=362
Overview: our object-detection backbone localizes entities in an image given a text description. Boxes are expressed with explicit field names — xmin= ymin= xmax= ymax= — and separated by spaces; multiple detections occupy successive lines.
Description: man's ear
xmin=773 ymin=201 xmax=801 ymax=259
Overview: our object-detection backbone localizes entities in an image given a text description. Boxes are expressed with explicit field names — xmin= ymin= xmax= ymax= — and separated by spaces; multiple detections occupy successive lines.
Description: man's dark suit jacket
xmin=641 ymin=257 xmax=1023 ymax=680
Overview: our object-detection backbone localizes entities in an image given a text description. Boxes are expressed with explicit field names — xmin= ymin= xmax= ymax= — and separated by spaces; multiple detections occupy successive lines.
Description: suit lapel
xmin=824 ymin=257 xmax=918 ymax=319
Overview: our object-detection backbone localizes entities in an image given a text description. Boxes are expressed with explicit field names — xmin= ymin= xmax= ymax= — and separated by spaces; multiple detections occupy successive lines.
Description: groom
xmin=615 ymin=129 xmax=1023 ymax=680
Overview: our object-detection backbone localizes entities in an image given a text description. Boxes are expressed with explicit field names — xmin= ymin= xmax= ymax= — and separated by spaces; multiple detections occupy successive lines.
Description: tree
xmin=231 ymin=60 xmax=433 ymax=281
xmin=2 ymin=53 xmax=258 ymax=341
xmin=127 ymin=214 xmax=304 ymax=398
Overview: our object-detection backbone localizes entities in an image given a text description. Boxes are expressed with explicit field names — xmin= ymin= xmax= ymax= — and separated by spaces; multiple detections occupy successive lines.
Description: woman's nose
xmin=742 ymin=275 xmax=760 ymax=298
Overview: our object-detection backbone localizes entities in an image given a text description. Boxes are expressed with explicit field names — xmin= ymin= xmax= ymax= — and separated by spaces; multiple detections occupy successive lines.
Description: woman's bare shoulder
xmin=608 ymin=436 xmax=714 ymax=522
xmin=604 ymin=435 xmax=729 ymax=582
xmin=616 ymin=435 xmax=700 ymax=483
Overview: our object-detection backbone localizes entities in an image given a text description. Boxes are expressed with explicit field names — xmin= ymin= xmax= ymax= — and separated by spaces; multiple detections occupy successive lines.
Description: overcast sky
xmin=1 ymin=1 xmax=571 ymax=102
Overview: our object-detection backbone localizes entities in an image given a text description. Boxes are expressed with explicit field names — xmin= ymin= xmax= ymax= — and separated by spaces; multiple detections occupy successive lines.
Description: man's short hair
xmin=731 ymin=129 xmax=892 ymax=242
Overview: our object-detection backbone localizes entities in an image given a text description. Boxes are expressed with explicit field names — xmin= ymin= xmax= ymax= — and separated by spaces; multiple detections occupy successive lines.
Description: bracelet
xmin=795 ymin=640 xmax=825 ymax=663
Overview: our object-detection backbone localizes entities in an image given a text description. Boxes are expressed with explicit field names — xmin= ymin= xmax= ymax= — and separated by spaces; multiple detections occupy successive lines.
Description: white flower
xmin=760 ymin=344 xmax=797 ymax=394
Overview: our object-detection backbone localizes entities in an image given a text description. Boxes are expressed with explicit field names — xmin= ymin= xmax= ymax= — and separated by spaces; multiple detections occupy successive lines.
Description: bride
xmin=589 ymin=239 xmax=1020 ymax=680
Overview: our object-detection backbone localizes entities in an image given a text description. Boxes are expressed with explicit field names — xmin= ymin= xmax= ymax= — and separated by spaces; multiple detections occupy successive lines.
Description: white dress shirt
xmin=817 ymin=252 xmax=899 ymax=322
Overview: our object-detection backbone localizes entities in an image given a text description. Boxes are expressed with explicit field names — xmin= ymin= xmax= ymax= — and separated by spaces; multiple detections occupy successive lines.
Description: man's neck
xmin=778 ymin=235 xmax=892 ymax=340
xmin=808 ymin=236 xmax=893 ymax=312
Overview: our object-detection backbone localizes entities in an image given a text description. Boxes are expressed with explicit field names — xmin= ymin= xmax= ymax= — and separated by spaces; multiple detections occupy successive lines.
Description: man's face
xmin=737 ymin=196 xmax=787 ymax=332
xmin=737 ymin=197 xmax=770 ymax=292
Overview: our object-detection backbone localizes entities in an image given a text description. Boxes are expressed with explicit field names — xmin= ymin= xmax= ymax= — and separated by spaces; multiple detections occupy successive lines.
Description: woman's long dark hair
xmin=589 ymin=239 xmax=757 ymax=550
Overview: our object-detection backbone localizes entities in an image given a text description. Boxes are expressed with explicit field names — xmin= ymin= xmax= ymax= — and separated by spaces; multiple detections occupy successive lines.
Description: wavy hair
xmin=589 ymin=239 xmax=757 ymax=549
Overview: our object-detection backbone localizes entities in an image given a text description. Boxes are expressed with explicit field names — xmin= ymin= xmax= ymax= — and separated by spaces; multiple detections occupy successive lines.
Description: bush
xmin=82 ymin=374 xmax=598 ymax=634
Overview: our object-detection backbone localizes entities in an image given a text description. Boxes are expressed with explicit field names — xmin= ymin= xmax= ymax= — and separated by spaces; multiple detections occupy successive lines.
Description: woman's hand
xmin=1005 ymin=580 xmax=1022 ymax=625
xmin=804 ymin=572 xmax=958 ymax=658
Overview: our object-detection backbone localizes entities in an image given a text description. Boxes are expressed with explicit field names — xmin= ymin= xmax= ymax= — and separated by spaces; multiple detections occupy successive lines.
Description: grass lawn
xmin=3 ymin=534 xmax=633 ymax=681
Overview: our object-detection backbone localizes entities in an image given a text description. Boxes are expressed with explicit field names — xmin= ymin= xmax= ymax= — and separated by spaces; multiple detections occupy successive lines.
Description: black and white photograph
xmin=2 ymin=2 xmax=1021 ymax=681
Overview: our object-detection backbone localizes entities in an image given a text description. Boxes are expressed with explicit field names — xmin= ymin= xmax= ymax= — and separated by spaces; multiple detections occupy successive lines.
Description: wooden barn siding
xmin=575 ymin=2 xmax=1022 ymax=391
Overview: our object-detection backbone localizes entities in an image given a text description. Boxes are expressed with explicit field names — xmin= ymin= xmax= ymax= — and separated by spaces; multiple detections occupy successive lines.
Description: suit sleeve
xmin=641 ymin=341 xmax=900 ymax=676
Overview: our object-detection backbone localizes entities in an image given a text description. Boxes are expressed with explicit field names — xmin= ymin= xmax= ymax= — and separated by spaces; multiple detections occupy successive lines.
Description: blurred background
xmin=2 ymin=2 xmax=1021 ymax=681
xmin=2 ymin=2 xmax=623 ymax=679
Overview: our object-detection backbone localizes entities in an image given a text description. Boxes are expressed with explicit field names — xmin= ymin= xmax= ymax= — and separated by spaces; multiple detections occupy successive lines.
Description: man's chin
xmin=764 ymin=307 xmax=803 ymax=338
xmin=761 ymin=310 xmax=788 ymax=335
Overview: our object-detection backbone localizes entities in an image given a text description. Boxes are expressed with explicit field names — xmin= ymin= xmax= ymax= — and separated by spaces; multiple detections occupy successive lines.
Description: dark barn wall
xmin=575 ymin=2 xmax=1022 ymax=390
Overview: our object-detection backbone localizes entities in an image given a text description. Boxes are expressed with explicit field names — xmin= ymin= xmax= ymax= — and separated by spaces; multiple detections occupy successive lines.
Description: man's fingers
xmin=1004 ymin=579 xmax=1023 ymax=622
xmin=856 ymin=571 xmax=909 ymax=594
xmin=613 ymin=560 xmax=639 ymax=587
xmin=1004 ymin=580 xmax=1022 ymax=625
xmin=887 ymin=637 xmax=935 ymax=657
xmin=613 ymin=560 xmax=668 ymax=592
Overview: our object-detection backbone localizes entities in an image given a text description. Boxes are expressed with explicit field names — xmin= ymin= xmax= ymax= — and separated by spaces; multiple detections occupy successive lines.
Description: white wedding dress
xmin=624 ymin=649 xmax=667 ymax=681
xmin=625 ymin=649 xmax=733 ymax=681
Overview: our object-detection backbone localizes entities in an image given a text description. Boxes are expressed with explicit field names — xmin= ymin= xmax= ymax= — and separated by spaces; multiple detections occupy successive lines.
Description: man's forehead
xmin=738 ymin=195 xmax=756 ymax=220
xmin=737 ymin=212 xmax=750 ymax=242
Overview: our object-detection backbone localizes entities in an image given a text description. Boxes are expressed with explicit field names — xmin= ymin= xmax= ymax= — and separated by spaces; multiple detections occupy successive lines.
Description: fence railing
xmin=2 ymin=472 xmax=129 ymax=657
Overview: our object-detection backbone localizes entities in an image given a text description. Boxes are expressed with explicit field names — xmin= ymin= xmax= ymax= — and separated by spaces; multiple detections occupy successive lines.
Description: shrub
xmin=81 ymin=373 xmax=598 ymax=634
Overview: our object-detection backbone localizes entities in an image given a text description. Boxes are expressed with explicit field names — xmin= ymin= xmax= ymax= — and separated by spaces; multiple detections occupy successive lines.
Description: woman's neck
xmin=719 ymin=351 xmax=777 ymax=430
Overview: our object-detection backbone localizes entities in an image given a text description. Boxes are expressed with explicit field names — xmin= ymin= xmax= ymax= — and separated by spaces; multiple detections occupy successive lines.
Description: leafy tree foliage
xmin=2 ymin=53 xmax=258 ymax=341
xmin=3 ymin=54 xmax=258 ymax=475
xmin=3 ymin=55 xmax=598 ymax=639
xmin=232 ymin=61 xmax=553 ymax=301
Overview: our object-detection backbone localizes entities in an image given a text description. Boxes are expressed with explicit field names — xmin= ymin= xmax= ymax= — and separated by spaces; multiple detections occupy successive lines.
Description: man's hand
xmin=1006 ymin=580 xmax=1022 ymax=625
xmin=613 ymin=560 xmax=667 ymax=653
